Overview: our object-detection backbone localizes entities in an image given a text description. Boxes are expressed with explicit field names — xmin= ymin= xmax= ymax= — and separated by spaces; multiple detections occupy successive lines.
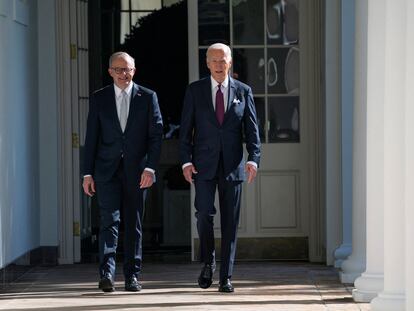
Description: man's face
xmin=108 ymin=56 xmax=136 ymax=89
xmin=206 ymin=48 xmax=232 ymax=83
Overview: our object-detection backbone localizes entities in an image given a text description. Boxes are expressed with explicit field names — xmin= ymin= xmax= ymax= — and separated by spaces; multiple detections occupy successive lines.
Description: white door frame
xmin=300 ymin=0 xmax=325 ymax=262
xmin=56 ymin=0 xmax=74 ymax=264
xmin=187 ymin=0 xmax=325 ymax=262
xmin=56 ymin=0 xmax=88 ymax=264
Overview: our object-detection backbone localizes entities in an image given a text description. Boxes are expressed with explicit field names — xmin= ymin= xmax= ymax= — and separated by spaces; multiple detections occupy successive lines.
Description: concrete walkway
xmin=0 ymin=262 xmax=371 ymax=311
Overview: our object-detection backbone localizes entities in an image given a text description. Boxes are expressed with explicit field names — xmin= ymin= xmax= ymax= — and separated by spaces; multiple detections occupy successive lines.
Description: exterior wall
xmin=0 ymin=0 xmax=40 ymax=268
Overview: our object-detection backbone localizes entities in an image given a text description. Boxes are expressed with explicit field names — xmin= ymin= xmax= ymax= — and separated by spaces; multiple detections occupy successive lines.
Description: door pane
xmin=233 ymin=48 xmax=265 ymax=94
xmin=267 ymin=47 xmax=299 ymax=95
xmin=266 ymin=0 xmax=283 ymax=44
xmin=268 ymin=97 xmax=299 ymax=143
xmin=267 ymin=0 xmax=299 ymax=45
xmin=267 ymin=48 xmax=290 ymax=94
xmin=283 ymin=0 xmax=299 ymax=44
xmin=198 ymin=48 xmax=209 ymax=78
xmin=284 ymin=47 xmax=300 ymax=95
xmin=233 ymin=0 xmax=264 ymax=45
xmin=128 ymin=0 xmax=162 ymax=10
xmin=198 ymin=0 xmax=230 ymax=45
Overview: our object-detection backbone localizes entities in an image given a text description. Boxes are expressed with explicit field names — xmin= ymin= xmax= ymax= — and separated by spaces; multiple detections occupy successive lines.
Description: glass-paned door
xmin=192 ymin=0 xmax=323 ymax=261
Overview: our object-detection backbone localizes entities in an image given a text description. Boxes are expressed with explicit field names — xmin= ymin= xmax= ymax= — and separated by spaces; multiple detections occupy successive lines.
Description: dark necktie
xmin=215 ymin=84 xmax=224 ymax=125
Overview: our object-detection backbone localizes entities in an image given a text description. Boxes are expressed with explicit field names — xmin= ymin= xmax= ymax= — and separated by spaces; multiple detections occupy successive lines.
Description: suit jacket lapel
xmin=226 ymin=77 xmax=237 ymax=119
xmin=124 ymin=83 xmax=140 ymax=133
xmin=204 ymin=78 xmax=219 ymax=126
xmin=107 ymin=86 xmax=123 ymax=133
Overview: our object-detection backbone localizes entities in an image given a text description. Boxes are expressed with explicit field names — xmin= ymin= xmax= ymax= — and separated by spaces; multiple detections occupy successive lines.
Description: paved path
xmin=0 ymin=262 xmax=371 ymax=311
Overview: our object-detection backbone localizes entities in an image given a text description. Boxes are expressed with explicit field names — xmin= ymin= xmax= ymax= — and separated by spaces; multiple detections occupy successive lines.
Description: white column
xmin=405 ymin=1 xmax=414 ymax=310
xmin=334 ymin=0 xmax=354 ymax=268
xmin=325 ymin=0 xmax=342 ymax=266
xmin=340 ymin=0 xmax=367 ymax=284
xmin=370 ymin=0 xmax=406 ymax=309
xmin=352 ymin=0 xmax=385 ymax=302
xmin=187 ymin=0 xmax=198 ymax=261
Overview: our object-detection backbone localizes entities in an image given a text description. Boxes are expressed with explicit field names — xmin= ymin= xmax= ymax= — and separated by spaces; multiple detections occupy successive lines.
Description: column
xmin=352 ymin=0 xmax=385 ymax=302
xmin=340 ymin=0 xmax=367 ymax=284
xmin=370 ymin=0 xmax=406 ymax=309
xmin=325 ymin=0 xmax=342 ymax=266
xmin=333 ymin=0 xmax=354 ymax=268
xmin=405 ymin=1 xmax=414 ymax=309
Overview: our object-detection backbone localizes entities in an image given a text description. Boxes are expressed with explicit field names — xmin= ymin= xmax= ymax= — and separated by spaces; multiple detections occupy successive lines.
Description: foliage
xmin=120 ymin=1 xmax=188 ymax=125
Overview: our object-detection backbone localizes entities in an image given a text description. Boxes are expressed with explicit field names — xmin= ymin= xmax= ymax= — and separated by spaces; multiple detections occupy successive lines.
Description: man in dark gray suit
xmin=83 ymin=52 xmax=163 ymax=292
xmin=179 ymin=43 xmax=261 ymax=293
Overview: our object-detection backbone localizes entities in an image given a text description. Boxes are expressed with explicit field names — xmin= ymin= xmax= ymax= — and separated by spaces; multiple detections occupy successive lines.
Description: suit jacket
xmin=179 ymin=76 xmax=261 ymax=181
xmin=83 ymin=83 xmax=163 ymax=183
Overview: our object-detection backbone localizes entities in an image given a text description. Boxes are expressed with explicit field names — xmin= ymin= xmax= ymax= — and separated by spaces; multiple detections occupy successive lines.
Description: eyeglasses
xmin=111 ymin=67 xmax=135 ymax=74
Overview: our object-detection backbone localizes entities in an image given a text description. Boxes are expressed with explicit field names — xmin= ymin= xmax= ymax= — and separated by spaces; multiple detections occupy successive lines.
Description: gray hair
xmin=206 ymin=43 xmax=232 ymax=61
xmin=109 ymin=52 xmax=135 ymax=68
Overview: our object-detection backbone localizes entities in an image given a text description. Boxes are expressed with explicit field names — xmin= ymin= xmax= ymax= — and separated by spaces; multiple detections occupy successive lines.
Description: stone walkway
xmin=0 ymin=262 xmax=371 ymax=311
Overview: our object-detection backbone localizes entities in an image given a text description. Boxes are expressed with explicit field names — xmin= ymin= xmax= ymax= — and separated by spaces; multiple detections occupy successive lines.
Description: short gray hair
xmin=206 ymin=43 xmax=232 ymax=61
xmin=109 ymin=52 xmax=135 ymax=68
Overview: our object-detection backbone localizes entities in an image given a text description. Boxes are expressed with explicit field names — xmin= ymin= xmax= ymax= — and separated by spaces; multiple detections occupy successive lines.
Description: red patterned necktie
xmin=215 ymin=84 xmax=224 ymax=125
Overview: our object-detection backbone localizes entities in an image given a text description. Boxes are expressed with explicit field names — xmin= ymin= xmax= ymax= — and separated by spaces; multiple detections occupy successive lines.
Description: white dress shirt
xmin=114 ymin=83 xmax=133 ymax=122
xmin=211 ymin=75 xmax=229 ymax=112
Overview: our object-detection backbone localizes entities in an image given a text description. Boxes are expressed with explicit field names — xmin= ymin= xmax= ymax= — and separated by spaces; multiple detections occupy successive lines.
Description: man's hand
xmin=83 ymin=176 xmax=96 ymax=197
xmin=183 ymin=164 xmax=198 ymax=184
xmin=140 ymin=170 xmax=155 ymax=188
xmin=245 ymin=163 xmax=257 ymax=184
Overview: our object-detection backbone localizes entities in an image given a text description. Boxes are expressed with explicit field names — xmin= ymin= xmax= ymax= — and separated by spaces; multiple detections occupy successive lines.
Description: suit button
xmin=122 ymin=135 xmax=125 ymax=140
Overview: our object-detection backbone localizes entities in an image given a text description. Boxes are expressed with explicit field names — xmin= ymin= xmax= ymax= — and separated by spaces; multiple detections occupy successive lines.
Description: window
xmin=198 ymin=0 xmax=300 ymax=143
xmin=120 ymin=0 xmax=181 ymax=44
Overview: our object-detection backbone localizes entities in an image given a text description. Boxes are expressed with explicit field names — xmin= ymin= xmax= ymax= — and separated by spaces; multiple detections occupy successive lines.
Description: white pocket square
xmin=233 ymin=98 xmax=241 ymax=104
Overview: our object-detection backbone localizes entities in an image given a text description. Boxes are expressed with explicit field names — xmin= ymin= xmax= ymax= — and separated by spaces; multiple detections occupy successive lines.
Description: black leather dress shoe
xmin=218 ymin=278 xmax=234 ymax=293
xmin=198 ymin=264 xmax=215 ymax=289
xmin=125 ymin=275 xmax=142 ymax=292
xmin=99 ymin=274 xmax=115 ymax=292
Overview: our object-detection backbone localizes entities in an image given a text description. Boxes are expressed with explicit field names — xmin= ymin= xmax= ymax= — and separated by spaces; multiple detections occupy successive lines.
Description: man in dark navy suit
xmin=82 ymin=52 xmax=163 ymax=292
xmin=179 ymin=43 xmax=261 ymax=293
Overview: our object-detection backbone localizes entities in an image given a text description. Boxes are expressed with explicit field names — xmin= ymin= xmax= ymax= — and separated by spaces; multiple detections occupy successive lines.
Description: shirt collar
xmin=210 ymin=75 xmax=229 ymax=90
xmin=114 ymin=82 xmax=133 ymax=98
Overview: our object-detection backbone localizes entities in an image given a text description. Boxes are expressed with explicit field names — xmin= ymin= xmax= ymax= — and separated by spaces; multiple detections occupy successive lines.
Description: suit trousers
xmin=194 ymin=160 xmax=242 ymax=280
xmin=96 ymin=159 xmax=146 ymax=279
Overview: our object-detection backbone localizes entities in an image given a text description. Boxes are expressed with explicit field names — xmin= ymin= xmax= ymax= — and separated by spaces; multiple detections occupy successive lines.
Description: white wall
xmin=0 ymin=0 xmax=40 ymax=268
